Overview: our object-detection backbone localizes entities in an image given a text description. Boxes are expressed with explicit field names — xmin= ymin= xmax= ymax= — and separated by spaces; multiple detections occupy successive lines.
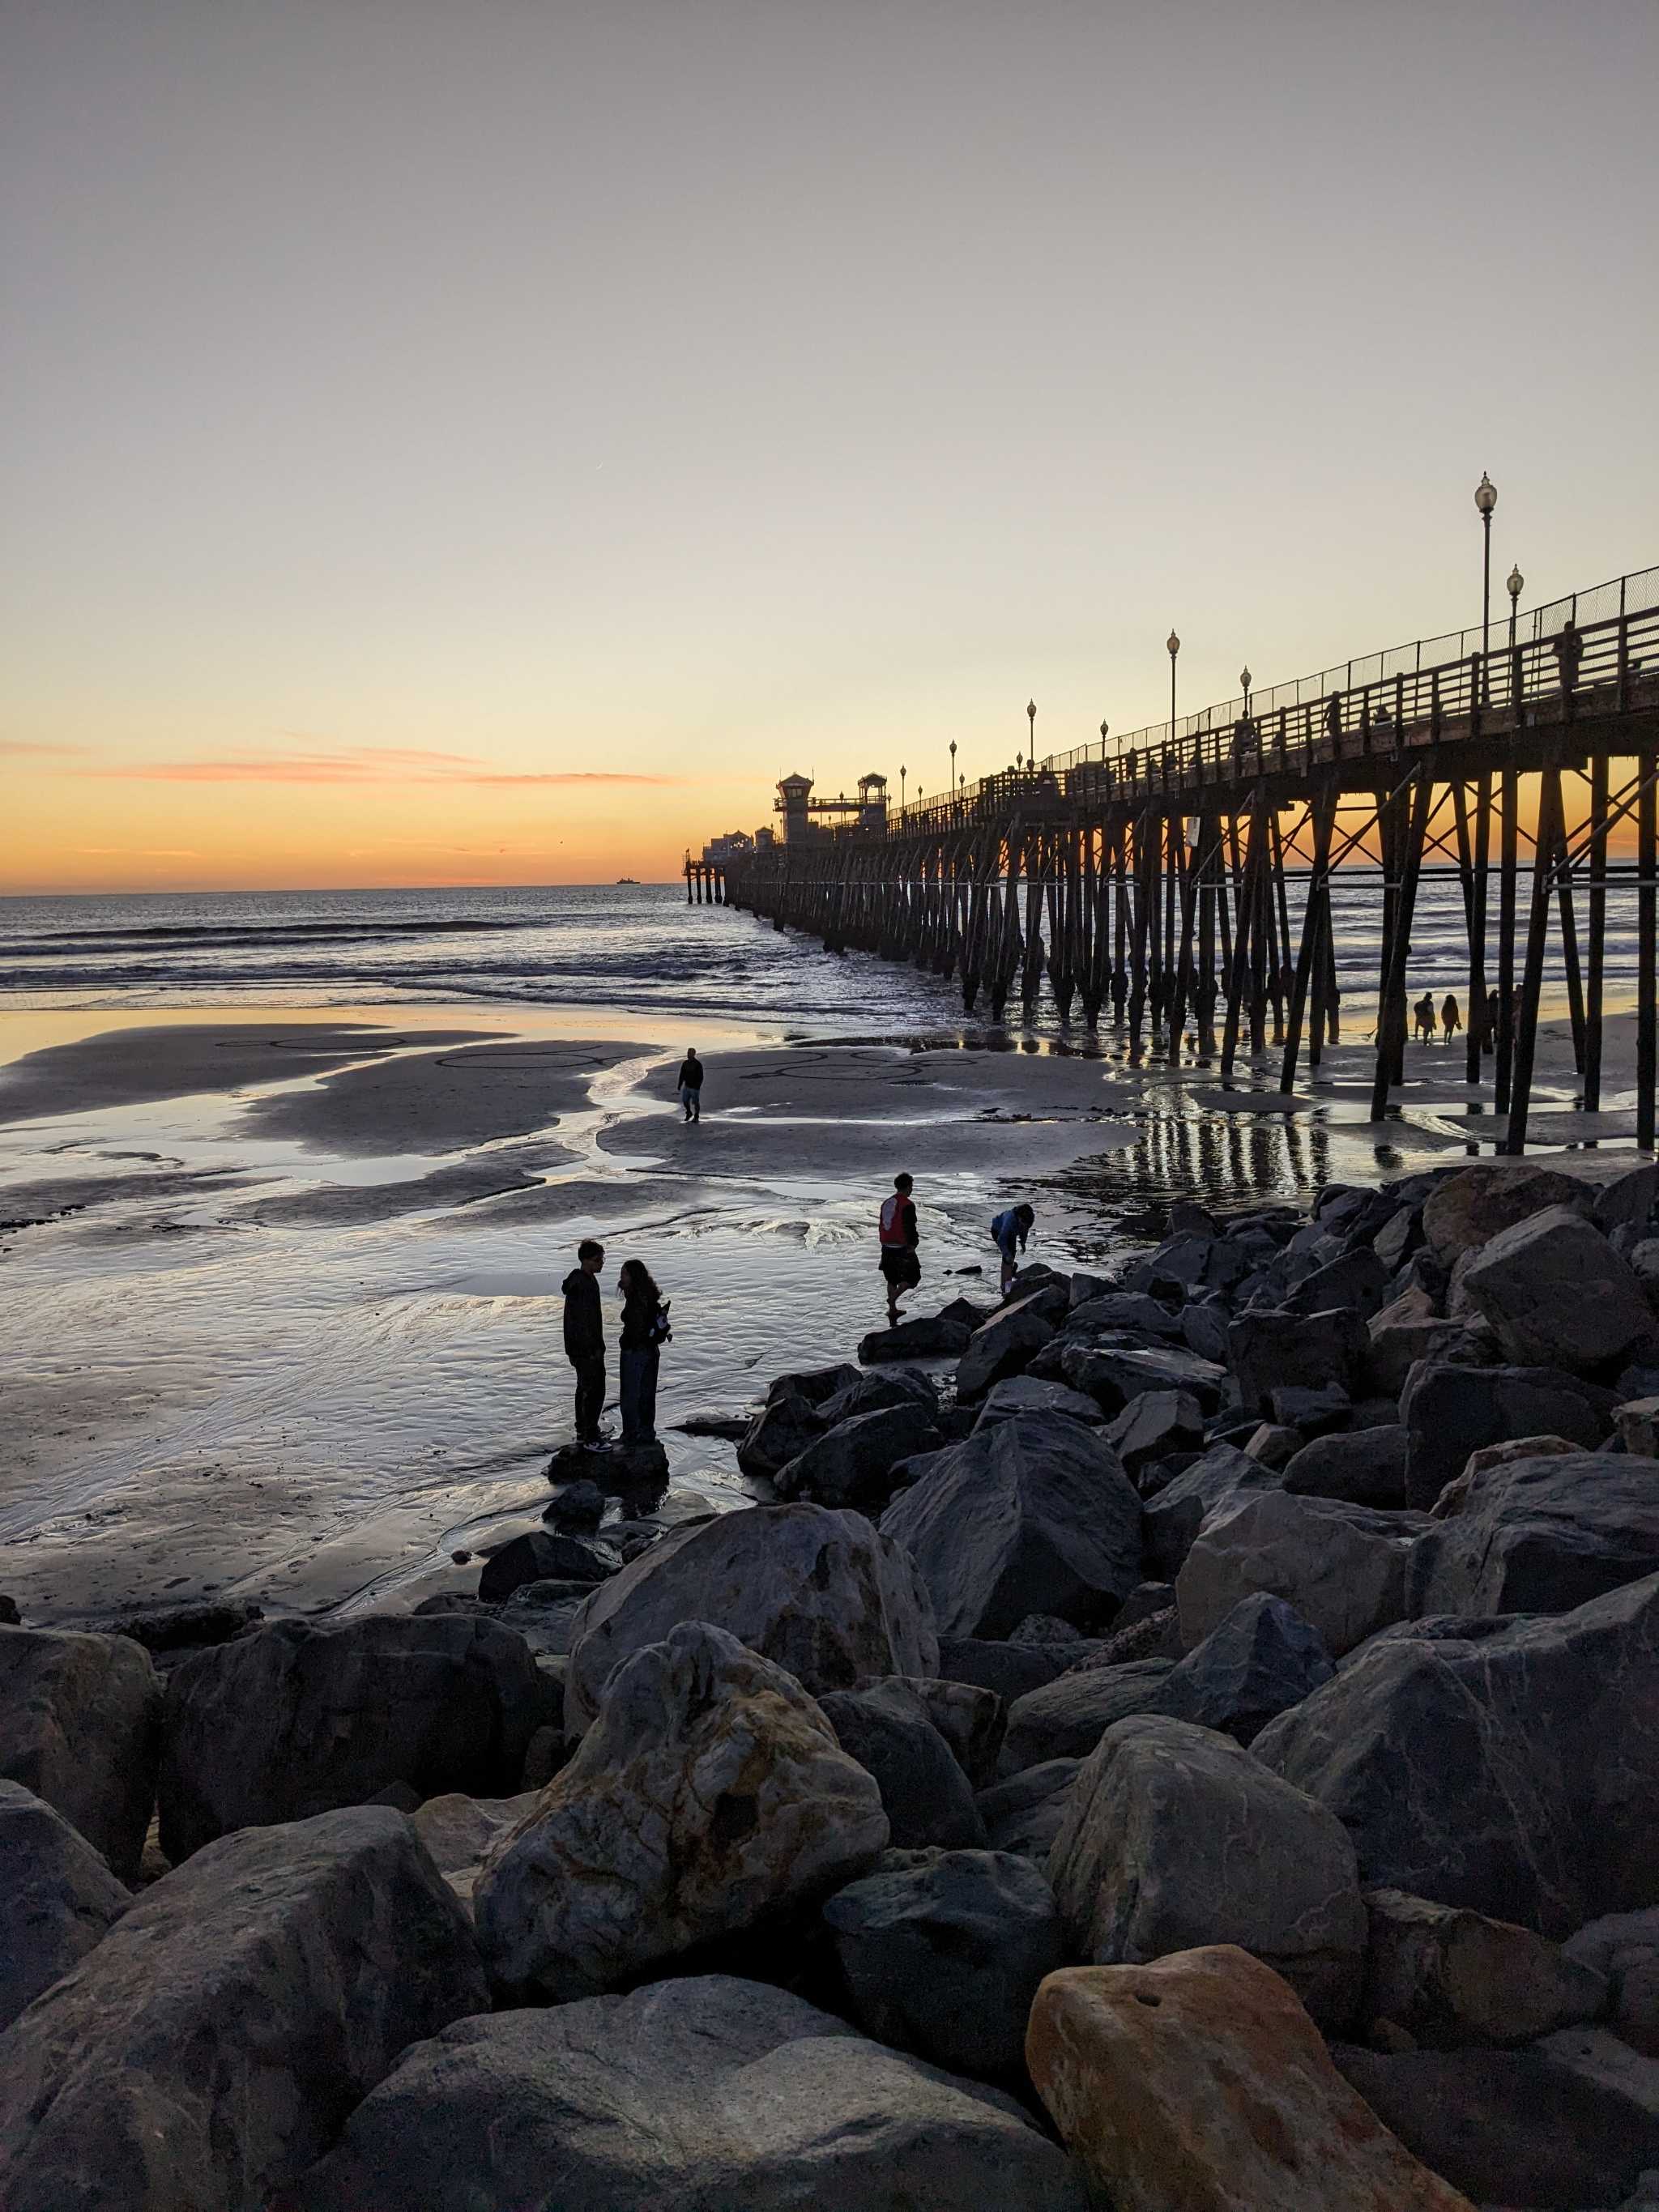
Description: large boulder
xmin=1284 ymin=1247 xmax=1392 ymax=1320
xmin=736 ymin=1390 xmax=826 ymax=1479
xmin=1000 ymin=1658 xmax=1177 ymax=1774
xmin=1408 ymin=1449 xmax=1659 ymax=1617
xmin=473 ymin=1622 xmax=888 ymax=1999
xmin=1366 ymin=1287 xmax=1477 ymax=1396
xmin=563 ymin=1503 xmax=937 ymax=1735
xmin=868 ymin=1674 xmax=1003 ymax=1788
xmin=818 ymin=1682 xmax=986 ymax=1848
xmin=1255 ymin=1571 xmax=1659 ymax=1937
xmin=0 ymin=1627 xmax=161 ymax=1882
xmin=1283 ymin=1425 xmax=1408 ymax=1509
xmin=1027 ymin=1947 xmax=1476 ymax=2212
xmin=1176 ymin=1490 xmax=1427 ymax=1658
xmin=975 ymin=1376 xmax=1104 ymax=1430
xmin=1157 ymin=1593 xmax=1334 ymax=1745
xmin=935 ymin=1636 xmax=1071 ymax=1704
xmin=291 ymin=1978 xmax=1093 ymax=2212
xmin=0 ymin=1781 xmax=130 ymax=2033
xmin=1401 ymin=1357 xmax=1610 ymax=1507
xmin=825 ymin=1848 xmax=1067 ymax=2079
xmin=1103 ymin=1388 xmax=1205 ymax=1477
xmin=977 ymin=1760 xmax=1082 ymax=1860
xmin=407 ymin=1788 xmax=541 ymax=1914
xmin=1461 ymin=1205 xmax=1659 ymax=1375
xmin=1141 ymin=1442 xmax=1278 ymax=1579
xmin=1047 ymin=1715 xmax=1366 ymax=2027
xmin=478 ymin=1528 xmax=622 ymax=1600
xmin=1422 ymin=1159 xmax=1597 ymax=1262
xmin=880 ymin=1414 xmax=1141 ymax=1640
xmin=774 ymin=1402 xmax=941 ymax=1509
xmin=1226 ymin=1306 xmax=1369 ymax=1417
xmin=955 ymin=1298 xmax=1058 ymax=1403
xmin=1360 ymin=1886 xmax=1606 ymax=2048
xmin=0 ymin=1806 xmax=484 ymax=2212
xmin=1566 ymin=1908 xmax=1659 ymax=2055
xmin=858 ymin=1314 xmax=973 ymax=1362
xmin=1061 ymin=1342 xmax=1227 ymax=1417
xmin=157 ymin=1613 xmax=544 ymax=1861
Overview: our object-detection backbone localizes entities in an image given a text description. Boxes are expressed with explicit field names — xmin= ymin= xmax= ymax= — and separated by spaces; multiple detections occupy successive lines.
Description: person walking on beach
xmin=1486 ymin=986 xmax=1501 ymax=1052
xmin=992 ymin=1201 xmax=1036 ymax=1294
xmin=617 ymin=1258 xmax=670 ymax=1447
xmin=562 ymin=1238 xmax=608 ymax=1450
xmin=1414 ymin=992 xmax=1436 ymax=1045
xmin=677 ymin=1047 xmax=705 ymax=1123
xmin=1440 ymin=992 xmax=1461 ymax=1046
xmin=878 ymin=1172 xmax=921 ymax=1324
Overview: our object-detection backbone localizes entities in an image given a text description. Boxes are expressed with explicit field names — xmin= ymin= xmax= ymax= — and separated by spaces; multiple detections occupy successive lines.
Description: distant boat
xmin=616 ymin=876 xmax=639 ymax=884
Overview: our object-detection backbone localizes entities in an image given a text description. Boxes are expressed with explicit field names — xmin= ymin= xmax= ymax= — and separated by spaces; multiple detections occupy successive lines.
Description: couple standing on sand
xmin=878 ymin=1171 xmax=1038 ymax=1319
xmin=561 ymin=1238 xmax=672 ymax=1451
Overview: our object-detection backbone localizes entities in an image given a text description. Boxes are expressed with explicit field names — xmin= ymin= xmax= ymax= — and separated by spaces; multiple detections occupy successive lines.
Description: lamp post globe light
xmin=898 ymin=764 xmax=906 ymax=813
xmin=1166 ymin=630 xmax=1180 ymax=746
xmin=1240 ymin=665 xmax=1252 ymax=720
xmin=1026 ymin=700 xmax=1037 ymax=773
xmin=1099 ymin=718 xmax=1109 ymax=762
xmin=1475 ymin=472 xmax=1497 ymax=703
xmin=949 ymin=739 xmax=957 ymax=818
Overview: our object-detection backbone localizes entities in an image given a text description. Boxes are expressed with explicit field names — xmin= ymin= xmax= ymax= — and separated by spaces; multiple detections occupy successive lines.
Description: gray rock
xmin=975 ymin=1375 xmax=1104 ymax=1429
xmin=1366 ymin=1286 xmax=1472 ymax=1397
xmin=0 ymin=1806 xmax=484 ymax=2212
xmin=1566 ymin=1908 xmax=1659 ymax=2054
xmin=477 ymin=1528 xmax=623 ymax=1600
xmin=544 ymin=1438 xmax=669 ymax=1492
xmin=1141 ymin=1441 xmax=1278 ymax=1580
xmin=1409 ymin=1450 xmax=1659 ymax=1617
xmin=999 ymin=1658 xmax=1178 ymax=1773
xmin=563 ymin=1502 xmax=938 ymax=1735
xmin=1103 ymin=1388 xmax=1205 ymax=1477
xmin=1177 ymin=1490 xmax=1427 ymax=1658
xmin=819 ymin=1681 xmax=987 ymax=1849
xmin=288 ymin=1973 xmax=1091 ymax=2211
xmin=407 ymin=1788 xmax=542 ymax=1913
xmin=774 ymin=1402 xmax=942 ymax=1509
xmin=736 ymin=1389 xmax=826 ymax=1478
xmin=1227 ymin=1306 xmax=1369 ymax=1417
xmin=1060 ymin=1341 xmax=1228 ymax=1416
xmin=1282 ymin=1424 xmax=1409 ymax=1509
xmin=935 ymin=1637 xmax=1071 ymax=1704
xmin=1622 ymin=1396 xmax=1659 ymax=1458
xmin=0 ymin=1627 xmax=162 ymax=1882
xmin=858 ymin=1315 xmax=973 ymax=1362
xmin=1401 ymin=1357 xmax=1610 ymax=1507
xmin=1361 ymin=1886 xmax=1606 ymax=2048
xmin=975 ymin=1760 xmax=1081 ymax=1859
xmin=955 ymin=1298 xmax=1058 ymax=1403
xmin=816 ymin=1367 xmax=939 ymax=1427
xmin=870 ymin=1675 xmax=1004 ymax=1787
xmin=770 ymin=1362 xmax=866 ymax=1407
xmin=1283 ymin=1247 xmax=1392 ymax=1320
xmin=825 ymin=1848 xmax=1067 ymax=2078
xmin=158 ymin=1613 xmax=543 ymax=1861
xmin=1256 ymin=1570 xmax=1659 ymax=1937
xmin=1269 ymin=1380 xmax=1352 ymax=1433
xmin=1179 ymin=1299 xmax=1232 ymax=1364
xmin=476 ymin=1622 xmax=888 ymax=2000
xmin=0 ymin=1781 xmax=130 ymax=2032
xmin=880 ymin=1414 xmax=1141 ymax=1640
xmin=543 ymin=1475 xmax=606 ymax=1529
xmin=92 ymin=1600 xmax=263 ymax=1659
xmin=1158 ymin=1593 xmax=1334 ymax=1744
xmin=1243 ymin=1421 xmax=1303 ymax=1469
xmin=1422 ymin=1159 xmax=1600 ymax=1261
xmin=1462 ymin=1205 xmax=1659 ymax=1375
xmin=1047 ymin=1713 xmax=1366 ymax=2028
xmin=1065 ymin=1291 xmax=1183 ymax=1340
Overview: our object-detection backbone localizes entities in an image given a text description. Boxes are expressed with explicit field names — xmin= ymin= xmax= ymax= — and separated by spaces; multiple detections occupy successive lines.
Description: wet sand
xmin=0 ymin=1002 xmax=1643 ymax=1629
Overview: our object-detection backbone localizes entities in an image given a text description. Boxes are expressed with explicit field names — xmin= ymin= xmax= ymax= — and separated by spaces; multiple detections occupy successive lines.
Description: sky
xmin=3 ymin=0 xmax=1656 ymax=894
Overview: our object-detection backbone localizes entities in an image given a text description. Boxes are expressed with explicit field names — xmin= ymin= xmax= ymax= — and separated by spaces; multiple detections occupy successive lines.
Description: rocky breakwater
xmin=3 ymin=1156 xmax=1659 ymax=2207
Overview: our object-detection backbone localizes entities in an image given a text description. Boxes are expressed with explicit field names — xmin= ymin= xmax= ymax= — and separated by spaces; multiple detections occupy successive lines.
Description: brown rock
xmin=1362 ymin=1887 xmax=1607 ymax=2048
xmin=1026 ymin=1945 xmax=1477 ymax=2212
xmin=1461 ymin=1206 xmax=1657 ymax=1375
xmin=1366 ymin=1288 xmax=1469 ymax=1397
xmin=1422 ymin=1161 xmax=1593 ymax=1262
xmin=1428 ymin=1431 xmax=1580 ymax=1518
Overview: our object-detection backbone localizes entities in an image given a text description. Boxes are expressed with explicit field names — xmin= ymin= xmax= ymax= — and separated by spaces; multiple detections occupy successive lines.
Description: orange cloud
xmin=79 ymin=744 xmax=676 ymax=787
xmin=1 ymin=739 xmax=87 ymax=757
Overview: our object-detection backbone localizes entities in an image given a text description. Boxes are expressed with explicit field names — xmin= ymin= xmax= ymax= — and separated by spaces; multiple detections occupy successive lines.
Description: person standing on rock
xmin=618 ymin=1258 xmax=670 ymax=1447
xmin=677 ymin=1047 xmax=705 ymax=1123
xmin=878 ymin=1172 xmax=921 ymax=1324
xmin=991 ymin=1201 xmax=1036 ymax=1294
xmin=562 ymin=1238 xmax=608 ymax=1450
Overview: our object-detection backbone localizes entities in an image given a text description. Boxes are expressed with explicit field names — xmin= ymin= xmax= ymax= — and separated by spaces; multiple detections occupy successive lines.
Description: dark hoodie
xmin=562 ymin=1267 xmax=603 ymax=1362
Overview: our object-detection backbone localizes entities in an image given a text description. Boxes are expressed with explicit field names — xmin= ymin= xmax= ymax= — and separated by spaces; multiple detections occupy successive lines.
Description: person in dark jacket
xmin=618 ymin=1258 xmax=669 ymax=1447
xmin=991 ymin=1201 xmax=1036 ymax=1294
xmin=562 ymin=1238 xmax=607 ymax=1447
xmin=677 ymin=1047 xmax=705 ymax=1123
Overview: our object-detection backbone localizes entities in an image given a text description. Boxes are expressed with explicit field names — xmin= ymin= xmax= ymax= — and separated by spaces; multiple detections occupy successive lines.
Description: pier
xmin=695 ymin=566 xmax=1659 ymax=1155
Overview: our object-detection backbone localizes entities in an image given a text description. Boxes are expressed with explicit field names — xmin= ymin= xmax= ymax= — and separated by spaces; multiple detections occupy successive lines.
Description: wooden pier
xmin=702 ymin=567 xmax=1659 ymax=1155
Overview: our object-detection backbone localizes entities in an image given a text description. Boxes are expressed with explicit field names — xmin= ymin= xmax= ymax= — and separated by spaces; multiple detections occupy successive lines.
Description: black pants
xmin=620 ymin=1345 xmax=659 ymax=1444
xmin=572 ymin=1354 xmax=605 ymax=1443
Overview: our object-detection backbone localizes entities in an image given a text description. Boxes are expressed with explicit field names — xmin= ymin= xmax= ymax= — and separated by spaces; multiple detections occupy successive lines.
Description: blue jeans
xmin=620 ymin=1346 xmax=659 ymax=1444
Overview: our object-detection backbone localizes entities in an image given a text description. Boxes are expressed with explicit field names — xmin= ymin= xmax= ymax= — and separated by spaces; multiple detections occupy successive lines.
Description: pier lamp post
xmin=1167 ymin=631 xmax=1180 ymax=746
xmin=899 ymin=764 xmax=906 ymax=814
xmin=1475 ymin=472 xmax=1497 ymax=703
xmin=1027 ymin=701 xmax=1037 ymax=775
xmin=1507 ymin=567 xmax=1524 ymax=710
xmin=949 ymin=739 xmax=957 ymax=819
xmin=1099 ymin=718 xmax=1110 ymax=759
xmin=1240 ymin=666 xmax=1252 ymax=722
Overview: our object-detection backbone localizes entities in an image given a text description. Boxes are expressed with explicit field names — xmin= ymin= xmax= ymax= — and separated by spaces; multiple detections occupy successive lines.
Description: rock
xmin=1010 ymin=1611 xmax=1098 ymax=1652
xmin=563 ymin=1501 xmax=937 ymax=1735
xmin=157 ymin=1613 xmax=544 ymax=1861
xmin=407 ymin=1788 xmax=541 ymax=1912
xmin=1430 ymin=1428 xmax=1583 ymax=1518
xmin=1283 ymin=1424 xmax=1409 ymax=1508
xmin=1177 ymin=1489 xmax=1426 ymax=1658
xmin=1103 ymin=1388 xmax=1205 ymax=1477
xmin=1141 ymin=1441 xmax=1278 ymax=1579
xmin=976 ymin=1760 xmax=1081 ymax=1859
xmin=769 ymin=1362 xmax=865 ymax=1408
xmin=0 ymin=1781 xmax=130 ymax=2032
xmin=818 ymin=1681 xmax=987 ymax=1848
xmin=1179 ymin=1299 xmax=1232 ymax=1362
xmin=825 ymin=1848 xmax=1067 ymax=2079
xmin=1244 ymin=1420 xmax=1303 ymax=1468
xmin=876 ymin=1675 xmax=1004 ymax=1787
xmin=673 ymin=1407 xmax=754 ymax=1441
xmin=501 ymin=1583 xmax=592 ymax=1656
xmin=816 ymin=1366 xmax=939 ymax=1425
xmin=476 ymin=1528 xmax=622 ymax=1600
xmin=1333 ymin=2041 xmax=1659 ymax=2211
xmin=1373 ymin=1201 xmax=1423 ymax=1272
xmin=935 ymin=1636 xmax=1071 ymax=1703
xmin=1065 ymin=1290 xmax=1183 ymax=1340
xmin=736 ymin=1389 xmax=826 ymax=1478
xmin=1367 ymin=1287 xmax=1471 ymax=1396
xmin=880 ymin=1414 xmax=1141 ymax=1640
xmin=1027 ymin=1946 xmax=1475 ymax=2211
xmin=1422 ymin=1159 xmax=1598 ymax=1261
xmin=857 ymin=1314 xmax=973 ymax=1362
xmin=1621 ymin=1396 xmax=1659 ymax=1458
xmin=774 ymin=1402 xmax=942 ymax=1509
xmin=0 ymin=1806 xmax=485 ymax=2212
xmin=0 ymin=1626 xmax=162 ymax=1881
xmin=1401 ymin=1358 xmax=1610 ymax=1507
xmin=1227 ymin=1306 xmax=1369 ymax=1417
xmin=1361 ymin=1886 xmax=1607 ymax=2047
xmin=1566 ymin=1909 xmax=1659 ymax=2054
xmin=540 ymin=1473 xmax=607 ymax=1529
xmin=1551 ymin=1153 xmax=1659 ymax=1233
xmin=1047 ymin=1715 xmax=1366 ymax=2026
xmin=1408 ymin=1450 xmax=1659 ymax=1616
xmin=1158 ymin=1593 xmax=1334 ymax=1745
xmin=288 ymin=1972 xmax=1090 ymax=2211
xmin=1255 ymin=1571 xmax=1659 ymax=1937
xmin=0 ymin=1596 xmax=19 ymax=1626
xmin=95 ymin=1600 xmax=263 ymax=1658
xmin=475 ymin=1622 xmax=888 ymax=1998
xmin=1269 ymin=1379 xmax=1353 ymax=1432
xmin=1461 ymin=1205 xmax=1658 ymax=1375
xmin=1000 ymin=1658 xmax=1178 ymax=1773
xmin=955 ymin=1298 xmax=1058 ymax=1403
xmin=975 ymin=1375 xmax=1104 ymax=1428
xmin=1061 ymin=1341 xmax=1227 ymax=1415
xmin=1285 ymin=1247 xmax=1392 ymax=1320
